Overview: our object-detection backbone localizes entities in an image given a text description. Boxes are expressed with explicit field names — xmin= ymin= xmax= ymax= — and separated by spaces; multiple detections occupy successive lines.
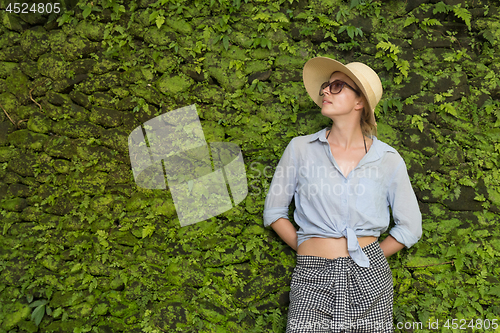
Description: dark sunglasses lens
xmin=330 ymin=81 xmax=344 ymax=93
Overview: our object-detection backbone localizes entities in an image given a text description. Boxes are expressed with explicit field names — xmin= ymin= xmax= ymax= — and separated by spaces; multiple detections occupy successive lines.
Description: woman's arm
xmin=386 ymin=157 xmax=422 ymax=253
xmin=270 ymin=218 xmax=298 ymax=251
xmin=263 ymin=139 xmax=298 ymax=250
xmin=379 ymin=234 xmax=405 ymax=257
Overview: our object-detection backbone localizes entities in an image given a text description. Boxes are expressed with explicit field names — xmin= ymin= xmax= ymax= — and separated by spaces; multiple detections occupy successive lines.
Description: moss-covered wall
xmin=1 ymin=0 xmax=500 ymax=332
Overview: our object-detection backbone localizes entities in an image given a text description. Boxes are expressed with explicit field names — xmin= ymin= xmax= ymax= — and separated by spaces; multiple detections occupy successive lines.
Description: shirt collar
xmin=308 ymin=127 xmax=397 ymax=163
xmin=308 ymin=127 xmax=329 ymax=143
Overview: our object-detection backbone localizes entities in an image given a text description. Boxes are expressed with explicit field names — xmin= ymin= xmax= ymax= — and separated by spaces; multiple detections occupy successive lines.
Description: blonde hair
xmin=360 ymin=95 xmax=377 ymax=138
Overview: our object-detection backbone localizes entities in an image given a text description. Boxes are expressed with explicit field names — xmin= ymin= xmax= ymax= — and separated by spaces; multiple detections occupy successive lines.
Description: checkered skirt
xmin=286 ymin=241 xmax=394 ymax=333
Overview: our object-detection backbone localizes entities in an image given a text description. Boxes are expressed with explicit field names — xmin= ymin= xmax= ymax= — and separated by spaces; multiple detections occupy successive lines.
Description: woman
xmin=263 ymin=57 xmax=422 ymax=332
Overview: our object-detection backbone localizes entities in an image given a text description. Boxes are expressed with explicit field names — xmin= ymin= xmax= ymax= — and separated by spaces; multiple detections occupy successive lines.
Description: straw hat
xmin=303 ymin=57 xmax=383 ymax=124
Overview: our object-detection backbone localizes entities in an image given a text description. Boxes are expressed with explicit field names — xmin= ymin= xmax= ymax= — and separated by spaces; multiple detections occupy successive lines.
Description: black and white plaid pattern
xmin=287 ymin=241 xmax=394 ymax=333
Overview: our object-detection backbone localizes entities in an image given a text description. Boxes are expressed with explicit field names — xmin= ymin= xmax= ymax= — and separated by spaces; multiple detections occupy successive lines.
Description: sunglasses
xmin=319 ymin=80 xmax=360 ymax=96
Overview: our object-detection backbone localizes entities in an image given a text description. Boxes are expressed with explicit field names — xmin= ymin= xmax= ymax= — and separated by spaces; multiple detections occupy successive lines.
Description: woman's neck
xmin=327 ymin=122 xmax=365 ymax=150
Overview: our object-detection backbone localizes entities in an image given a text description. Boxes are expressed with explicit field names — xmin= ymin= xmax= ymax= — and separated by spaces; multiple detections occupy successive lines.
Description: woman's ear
xmin=354 ymin=97 xmax=365 ymax=111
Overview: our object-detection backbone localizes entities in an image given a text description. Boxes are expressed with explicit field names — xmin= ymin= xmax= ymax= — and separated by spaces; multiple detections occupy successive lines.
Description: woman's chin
xmin=321 ymin=106 xmax=335 ymax=117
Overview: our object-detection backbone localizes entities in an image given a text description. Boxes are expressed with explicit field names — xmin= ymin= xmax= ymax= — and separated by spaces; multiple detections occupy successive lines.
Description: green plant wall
xmin=1 ymin=0 xmax=500 ymax=332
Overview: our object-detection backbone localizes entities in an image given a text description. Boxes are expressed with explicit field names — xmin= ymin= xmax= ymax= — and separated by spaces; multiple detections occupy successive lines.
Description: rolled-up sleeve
xmin=263 ymin=139 xmax=297 ymax=227
xmin=387 ymin=158 xmax=422 ymax=247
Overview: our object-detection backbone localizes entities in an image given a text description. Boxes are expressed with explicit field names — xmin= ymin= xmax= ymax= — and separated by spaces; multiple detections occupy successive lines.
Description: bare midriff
xmin=297 ymin=236 xmax=378 ymax=259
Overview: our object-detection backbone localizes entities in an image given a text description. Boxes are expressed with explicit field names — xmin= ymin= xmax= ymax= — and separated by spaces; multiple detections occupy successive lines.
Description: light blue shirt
xmin=263 ymin=128 xmax=422 ymax=267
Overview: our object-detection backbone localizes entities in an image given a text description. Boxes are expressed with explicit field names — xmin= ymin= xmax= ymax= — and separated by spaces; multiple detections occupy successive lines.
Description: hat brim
xmin=303 ymin=57 xmax=377 ymax=121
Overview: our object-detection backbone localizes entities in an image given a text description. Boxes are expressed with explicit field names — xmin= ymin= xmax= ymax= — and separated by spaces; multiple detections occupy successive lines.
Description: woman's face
xmin=320 ymin=71 xmax=364 ymax=119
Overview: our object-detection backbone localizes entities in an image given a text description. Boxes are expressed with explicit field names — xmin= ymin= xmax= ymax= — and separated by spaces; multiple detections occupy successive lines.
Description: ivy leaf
xmin=339 ymin=25 xmax=362 ymax=39
xmin=115 ymin=25 xmax=124 ymax=35
xmin=52 ymin=307 xmax=63 ymax=318
xmin=453 ymin=296 xmax=465 ymax=308
xmin=82 ymin=6 xmax=92 ymax=19
xmin=411 ymin=115 xmax=424 ymax=132
xmin=471 ymin=301 xmax=484 ymax=314
xmin=114 ymin=4 xmax=126 ymax=13
xmin=56 ymin=12 xmax=73 ymax=27
xmin=223 ymin=35 xmax=229 ymax=51
xmin=156 ymin=15 xmax=165 ymax=29
xmin=350 ymin=0 xmax=363 ymax=9
xmin=454 ymin=253 xmax=464 ymax=271
xmin=347 ymin=26 xmax=355 ymax=39
xmin=31 ymin=304 xmax=45 ymax=326
xmin=487 ymin=285 xmax=500 ymax=297
xmin=152 ymin=50 xmax=161 ymax=63
xmin=149 ymin=10 xmax=158 ymax=22
xmin=260 ymin=38 xmax=267 ymax=48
